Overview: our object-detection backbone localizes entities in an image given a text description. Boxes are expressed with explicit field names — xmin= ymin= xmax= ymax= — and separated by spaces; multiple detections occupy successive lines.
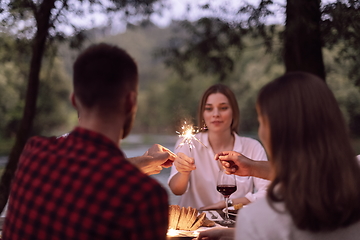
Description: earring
xmin=202 ymin=120 xmax=208 ymax=131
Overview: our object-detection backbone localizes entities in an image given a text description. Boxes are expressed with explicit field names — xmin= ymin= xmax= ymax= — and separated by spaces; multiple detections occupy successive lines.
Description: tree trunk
xmin=0 ymin=0 xmax=56 ymax=214
xmin=284 ymin=0 xmax=325 ymax=80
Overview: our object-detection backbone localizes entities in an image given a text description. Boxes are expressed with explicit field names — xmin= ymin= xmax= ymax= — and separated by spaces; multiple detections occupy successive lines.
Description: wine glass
xmin=216 ymin=169 xmax=237 ymax=225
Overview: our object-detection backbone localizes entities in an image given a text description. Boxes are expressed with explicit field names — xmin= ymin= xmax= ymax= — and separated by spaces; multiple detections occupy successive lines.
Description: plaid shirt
xmin=3 ymin=127 xmax=169 ymax=240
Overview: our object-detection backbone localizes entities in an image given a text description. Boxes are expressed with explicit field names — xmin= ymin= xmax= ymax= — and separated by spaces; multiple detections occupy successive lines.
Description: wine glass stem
xmin=224 ymin=196 xmax=230 ymax=220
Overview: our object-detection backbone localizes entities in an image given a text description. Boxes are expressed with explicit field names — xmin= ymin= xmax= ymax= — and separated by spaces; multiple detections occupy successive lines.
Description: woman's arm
xmin=244 ymin=176 xmax=270 ymax=202
xmin=215 ymin=151 xmax=272 ymax=180
xmin=168 ymin=172 xmax=191 ymax=195
xmin=168 ymin=152 xmax=196 ymax=195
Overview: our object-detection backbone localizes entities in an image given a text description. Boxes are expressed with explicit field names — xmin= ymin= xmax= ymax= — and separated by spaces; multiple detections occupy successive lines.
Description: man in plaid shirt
xmin=3 ymin=43 xmax=174 ymax=239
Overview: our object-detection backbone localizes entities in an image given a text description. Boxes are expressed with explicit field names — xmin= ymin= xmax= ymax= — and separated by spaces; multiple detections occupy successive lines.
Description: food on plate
xmin=168 ymin=205 xmax=209 ymax=230
xmin=233 ymin=203 xmax=243 ymax=210
xmin=190 ymin=212 xmax=206 ymax=230
xmin=202 ymin=218 xmax=216 ymax=227
xmin=169 ymin=205 xmax=181 ymax=229
xmin=226 ymin=203 xmax=243 ymax=215
xmin=224 ymin=204 xmax=244 ymax=215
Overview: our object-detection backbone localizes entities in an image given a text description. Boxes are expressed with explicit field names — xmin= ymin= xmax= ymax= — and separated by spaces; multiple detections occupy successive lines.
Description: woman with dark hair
xmin=168 ymin=84 xmax=269 ymax=210
xmin=197 ymin=72 xmax=360 ymax=240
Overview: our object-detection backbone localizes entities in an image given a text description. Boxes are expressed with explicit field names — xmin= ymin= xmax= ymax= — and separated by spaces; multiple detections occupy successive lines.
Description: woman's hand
xmin=215 ymin=151 xmax=253 ymax=176
xmin=147 ymin=144 xmax=176 ymax=168
xmin=174 ymin=152 xmax=196 ymax=173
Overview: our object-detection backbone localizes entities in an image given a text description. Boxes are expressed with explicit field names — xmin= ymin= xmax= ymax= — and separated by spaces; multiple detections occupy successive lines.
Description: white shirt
xmin=236 ymin=197 xmax=360 ymax=240
xmin=168 ymin=132 xmax=269 ymax=209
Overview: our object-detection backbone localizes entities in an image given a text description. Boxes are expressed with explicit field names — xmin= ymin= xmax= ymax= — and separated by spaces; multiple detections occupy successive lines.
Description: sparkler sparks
xmin=176 ymin=121 xmax=207 ymax=151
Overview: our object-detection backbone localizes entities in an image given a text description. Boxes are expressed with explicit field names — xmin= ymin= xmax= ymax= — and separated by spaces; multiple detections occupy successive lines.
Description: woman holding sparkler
xmin=168 ymin=84 xmax=270 ymax=210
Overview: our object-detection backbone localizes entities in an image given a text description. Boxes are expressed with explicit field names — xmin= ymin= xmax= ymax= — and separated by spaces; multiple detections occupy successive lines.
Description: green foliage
xmin=155 ymin=18 xmax=245 ymax=81
xmin=0 ymin=34 xmax=77 ymax=139
xmin=157 ymin=1 xmax=360 ymax=84
xmin=103 ymin=22 xmax=174 ymax=90
xmin=323 ymin=47 xmax=360 ymax=136
xmin=2 ymin=18 xmax=360 ymax=138
xmin=321 ymin=0 xmax=360 ymax=88
xmin=226 ymin=43 xmax=284 ymax=133
xmin=0 ymin=34 xmax=28 ymax=138
xmin=34 ymin=56 xmax=77 ymax=136
xmin=155 ymin=0 xmax=278 ymax=82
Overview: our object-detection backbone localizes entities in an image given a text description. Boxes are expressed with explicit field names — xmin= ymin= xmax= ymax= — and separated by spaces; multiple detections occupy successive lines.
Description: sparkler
xmin=176 ymin=121 xmax=207 ymax=151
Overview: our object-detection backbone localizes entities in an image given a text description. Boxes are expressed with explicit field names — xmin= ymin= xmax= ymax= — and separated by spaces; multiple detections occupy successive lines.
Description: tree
xmin=284 ymin=0 xmax=325 ymax=79
xmin=158 ymin=0 xmax=360 ymax=83
xmin=0 ymin=0 xmax=165 ymax=214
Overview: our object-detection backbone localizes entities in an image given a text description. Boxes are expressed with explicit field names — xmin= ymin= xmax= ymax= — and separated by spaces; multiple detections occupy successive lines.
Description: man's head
xmin=72 ymin=43 xmax=138 ymax=138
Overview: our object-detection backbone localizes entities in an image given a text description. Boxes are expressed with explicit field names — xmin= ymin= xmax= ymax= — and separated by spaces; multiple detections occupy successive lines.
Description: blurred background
xmin=1 ymin=0 xmax=360 ymax=205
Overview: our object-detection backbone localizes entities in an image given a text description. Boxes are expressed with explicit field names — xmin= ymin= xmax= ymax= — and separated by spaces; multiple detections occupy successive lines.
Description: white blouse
xmin=236 ymin=197 xmax=360 ymax=240
xmin=168 ymin=132 xmax=270 ymax=209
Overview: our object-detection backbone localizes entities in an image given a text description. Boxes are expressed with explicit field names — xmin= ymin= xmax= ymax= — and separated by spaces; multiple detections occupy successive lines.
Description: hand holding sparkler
xmin=174 ymin=152 xmax=196 ymax=173
xmin=130 ymin=144 xmax=176 ymax=175
xmin=170 ymin=152 xmax=196 ymax=195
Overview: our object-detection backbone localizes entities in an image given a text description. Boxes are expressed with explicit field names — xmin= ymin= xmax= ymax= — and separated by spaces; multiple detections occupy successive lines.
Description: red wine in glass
xmin=217 ymin=185 xmax=237 ymax=197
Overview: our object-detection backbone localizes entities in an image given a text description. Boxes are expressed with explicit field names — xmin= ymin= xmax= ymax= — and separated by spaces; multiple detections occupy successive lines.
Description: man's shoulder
xmin=25 ymin=135 xmax=57 ymax=149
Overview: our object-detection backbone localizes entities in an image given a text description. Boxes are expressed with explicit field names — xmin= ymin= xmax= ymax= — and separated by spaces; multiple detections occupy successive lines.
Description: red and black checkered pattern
xmin=3 ymin=127 xmax=169 ymax=240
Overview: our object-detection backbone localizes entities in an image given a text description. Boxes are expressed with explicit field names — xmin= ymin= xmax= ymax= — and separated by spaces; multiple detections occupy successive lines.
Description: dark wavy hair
xmin=73 ymin=43 xmax=138 ymax=112
xmin=197 ymin=84 xmax=240 ymax=134
xmin=257 ymin=72 xmax=360 ymax=232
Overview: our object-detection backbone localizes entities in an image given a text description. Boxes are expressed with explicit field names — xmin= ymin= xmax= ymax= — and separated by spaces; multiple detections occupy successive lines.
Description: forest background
xmin=1 ymin=20 xmax=360 ymax=155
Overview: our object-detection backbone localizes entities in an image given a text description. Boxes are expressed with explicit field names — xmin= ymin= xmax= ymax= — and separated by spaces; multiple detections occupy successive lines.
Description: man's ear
xmin=125 ymin=90 xmax=137 ymax=114
xmin=70 ymin=93 xmax=77 ymax=109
